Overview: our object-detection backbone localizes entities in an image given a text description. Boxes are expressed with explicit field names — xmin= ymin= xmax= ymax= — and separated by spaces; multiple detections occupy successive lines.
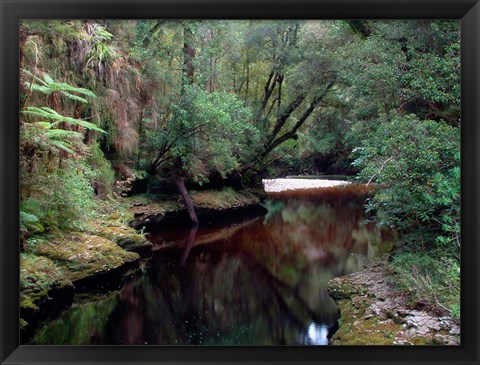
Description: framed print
xmin=1 ymin=0 xmax=479 ymax=364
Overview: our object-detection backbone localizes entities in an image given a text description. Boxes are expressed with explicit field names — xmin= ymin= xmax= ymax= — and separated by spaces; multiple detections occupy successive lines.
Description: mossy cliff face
xmin=327 ymin=263 xmax=460 ymax=346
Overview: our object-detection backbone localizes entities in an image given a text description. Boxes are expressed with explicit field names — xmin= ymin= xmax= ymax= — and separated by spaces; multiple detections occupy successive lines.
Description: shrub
xmin=391 ymin=252 xmax=460 ymax=319
xmin=350 ymin=113 xmax=460 ymax=259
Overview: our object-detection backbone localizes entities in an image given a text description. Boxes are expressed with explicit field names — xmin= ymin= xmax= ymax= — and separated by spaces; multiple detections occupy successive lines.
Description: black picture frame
xmin=1 ymin=0 xmax=478 ymax=364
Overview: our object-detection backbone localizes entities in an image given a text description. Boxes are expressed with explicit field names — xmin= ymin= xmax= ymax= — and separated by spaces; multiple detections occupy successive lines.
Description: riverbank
xmin=327 ymin=262 xmax=460 ymax=345
xmin=127 ymin=187 xmax=267 ymax=229
xmin=20 ymin=187 xmax=267 ymax=342
xmin=20 ymin=211 xmax=151 ymax=341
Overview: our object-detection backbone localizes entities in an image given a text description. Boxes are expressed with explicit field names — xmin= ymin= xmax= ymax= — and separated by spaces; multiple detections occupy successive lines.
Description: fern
xmin=20 ymin=211 xmax=44 ymax=233
xmin=22 ymin=107 xmax=106 ymax=133
xmin=45 ymin=129 xmax=82 ymax=140
xmin=48 ymin=140 xmax=75 ymax=154
xmin=22 ymin=69 xmax=97 ymax=103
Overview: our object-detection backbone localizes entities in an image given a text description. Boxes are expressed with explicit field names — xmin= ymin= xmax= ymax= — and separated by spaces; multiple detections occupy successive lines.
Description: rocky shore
xmin=327 ymin=262 xmax=460 ymax=345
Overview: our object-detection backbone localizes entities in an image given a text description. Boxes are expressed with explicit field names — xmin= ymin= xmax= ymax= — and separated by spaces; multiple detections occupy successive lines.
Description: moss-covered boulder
xmin=87 ymin=220 xmax=152 ymax=254
xmin=32 ymin=233 xmax=140 ymax=283
xmin=20 ymin=253 xmax=75 ymax=340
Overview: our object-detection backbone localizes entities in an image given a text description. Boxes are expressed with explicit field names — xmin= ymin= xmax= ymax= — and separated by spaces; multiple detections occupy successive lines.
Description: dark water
xmin=31 ymin=194 xmax=391 ymax=345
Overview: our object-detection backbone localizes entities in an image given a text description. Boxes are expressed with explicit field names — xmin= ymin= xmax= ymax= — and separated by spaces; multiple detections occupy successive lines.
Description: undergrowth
xmin=390 ymin=252 xmax=460 ymax=320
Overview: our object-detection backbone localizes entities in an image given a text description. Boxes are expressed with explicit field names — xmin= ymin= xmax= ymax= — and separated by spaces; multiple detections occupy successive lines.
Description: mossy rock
xmin=116 ymin=234 xmax=152 ymax=252
xmin=32 ymin=232 xmax=140 ymax=282
xmin=87 ymin=221 xmax=152 ymax=253
xmin=330 ymin=299 xmax=403 ymax=345
xmin=327 ymin=278 xmax=361 ymax=300
xmin=20 ymin=253 xmax=73 ymax=311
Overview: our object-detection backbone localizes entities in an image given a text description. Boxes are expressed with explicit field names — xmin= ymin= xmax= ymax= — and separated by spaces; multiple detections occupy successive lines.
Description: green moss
xmin=331 ymin=298 xmax=404 ymax=345
xmin=86 ymin=220 xmax=151 ymax=252
xmin=328 ymin=281 xmax=361 ymax=300
xmin=32 ymin=232 xmax=139 ymax=282
xmin=20 ymin=297 xmax=40 ymax=312
xmin=20 ymin=253 xmax=66 ymax=297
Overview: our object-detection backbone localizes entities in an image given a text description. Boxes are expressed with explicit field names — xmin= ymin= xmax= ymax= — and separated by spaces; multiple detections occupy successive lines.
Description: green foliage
xmin=89 ymin=142 xmax=116 ymax=198
xmin=20 ymin=73 xmax=103 ymax=234
xmin=22 ymin=107 xmax=105 ymax=133
xmin=22 ymin=161 xmax=97 ymax=232
xmin=147 ymin=85 xmax=259 ymax=181
xmin=23 ymin=70 xmax=97 ymax=103
xmin=351 ymin=114 xmax=460 ymax=258
xmin=20 ymin=211 xmax=44 ymax=238
xmin=85 ymin=24 xmax=119 ymax=68
xmin=391 ymin=252 xmax=460 ymax=319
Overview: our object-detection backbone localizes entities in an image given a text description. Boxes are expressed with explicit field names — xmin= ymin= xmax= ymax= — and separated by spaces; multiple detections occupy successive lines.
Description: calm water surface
xmin=31 ymin=192 xmax=390 ymax=345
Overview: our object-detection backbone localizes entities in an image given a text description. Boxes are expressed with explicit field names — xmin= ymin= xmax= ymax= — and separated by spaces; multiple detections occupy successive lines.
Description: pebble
xmin=406 ymin=320 xmax=419 ymax=329
xmin=449 ymin=328 xmax=461 ymax=335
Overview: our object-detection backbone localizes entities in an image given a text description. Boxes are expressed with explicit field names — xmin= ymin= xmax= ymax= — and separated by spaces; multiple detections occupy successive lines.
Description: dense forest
xmin=19 ymin=19 xmax=460 ymax=342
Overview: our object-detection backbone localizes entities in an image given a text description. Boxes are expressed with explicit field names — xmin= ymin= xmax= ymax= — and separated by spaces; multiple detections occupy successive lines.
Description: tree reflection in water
xmin=32 ymin=197 xmax=391 ymax=345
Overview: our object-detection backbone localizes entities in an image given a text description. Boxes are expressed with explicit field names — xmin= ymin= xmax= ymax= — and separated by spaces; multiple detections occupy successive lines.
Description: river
xmin=30 ymin=181 xmax=391 ymax=345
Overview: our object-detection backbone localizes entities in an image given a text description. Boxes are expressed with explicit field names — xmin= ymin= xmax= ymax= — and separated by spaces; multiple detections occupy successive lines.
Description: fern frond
xmin=45 ymin=129 xmax=82 ymax=140
xmin=22 ymin=107 xmax=106 ymax=133
xmin=61 ymin=91 xmax=89 ymax=104
xmin=61 ymin=116 xmax=106 ymax=133
xmin=42 ymin=73 xmax=54 ymax=84
xmin=30 ymin=84 xmax=53 ymax=94
xmin=57 ymin=83 xmax=97 ymax=98
xmin=22 ymin=69 xmax=49 ymax=86
xmin=37 ymin=122 xmax=53 ymax=129
xmin=48 ymin=139 xmax=75 ymax=154
xmin=20 ymin=211 xmax=44 ymax=233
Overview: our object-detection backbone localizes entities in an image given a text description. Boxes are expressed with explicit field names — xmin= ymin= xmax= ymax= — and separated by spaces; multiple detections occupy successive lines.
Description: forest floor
xmin=327 ymin=262 xmax=461 ymax=345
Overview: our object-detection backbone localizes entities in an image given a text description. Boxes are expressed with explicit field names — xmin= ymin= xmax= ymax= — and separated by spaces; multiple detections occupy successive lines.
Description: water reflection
xmin=302 ymin=322 xmax=329 ymax=345
xmin=31 ymin=195 xmax=390 ymax=345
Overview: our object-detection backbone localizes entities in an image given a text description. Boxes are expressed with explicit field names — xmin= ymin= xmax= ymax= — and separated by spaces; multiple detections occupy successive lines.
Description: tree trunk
xmin=171 ymin=170 xmax=199 ymax=225
xmin=181 ymin=23 xmax=195 ymax=94
xmin=19 ymin=30 xmax=28 ymax=97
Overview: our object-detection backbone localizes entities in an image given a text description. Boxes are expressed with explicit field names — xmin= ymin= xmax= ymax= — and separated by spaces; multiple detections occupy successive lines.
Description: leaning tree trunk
xmin=171 ymin=170 xmax=199 ymax=226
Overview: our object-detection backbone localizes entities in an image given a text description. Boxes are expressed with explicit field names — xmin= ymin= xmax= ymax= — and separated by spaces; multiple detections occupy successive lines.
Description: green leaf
xmin=48 ymin=140 xmax=75 ymax=154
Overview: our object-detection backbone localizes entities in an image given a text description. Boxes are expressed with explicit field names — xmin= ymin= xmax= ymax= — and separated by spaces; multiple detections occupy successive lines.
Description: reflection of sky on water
xmin=301 ymin=322 xmax=329 ymax=345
